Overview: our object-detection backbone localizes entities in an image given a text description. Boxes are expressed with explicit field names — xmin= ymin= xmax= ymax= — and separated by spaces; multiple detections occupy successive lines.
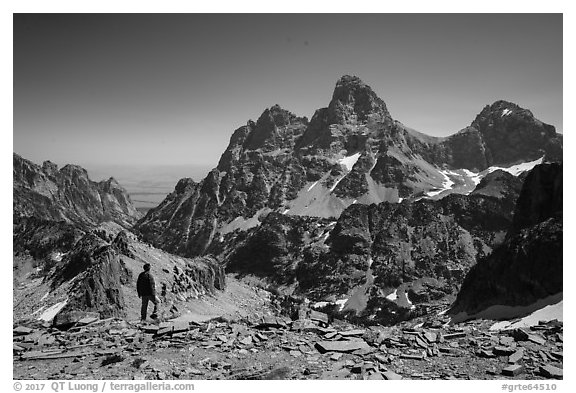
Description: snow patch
xmin=38 ymin=300 xmax=68 ymax=322
xmin=335 ymin=299 xmax=348 ymax=311
xmin=386 ymin=290 xmax=398 ymax=301
xmin=426 ymin=170 xmax=455 ymax=197
xmin=282 ymin=208 xmax=290 ymax=215
xmin=312 ymin=301 xmax=329 ymax=308
xmin=330 ymin=176 xmax=345 ymax=192
xmin=220 ymin=208 xmax=269 ymax=234
xmin=490 ymin=300 xmax=563 ymax=331
xmin=40 ymin=292 xmax=49 ymax=301
xmin=338 ymin=152 xmax=361 ymax=171
xmin=406 ymin=293 xmax=415 ymax=310
xmin=486 ymin=156 xmax=544 ymax=177
xmin=501 ymin=108 xmax=512 ymax=117
xmin=330 ymin=152 xmax=361 ymax=192
xmin=462 ymin=169 xmax=482 ymax=187
xmin=451 ymin=292 xmax=562 ymax=324
xmin=307 ymin=181 xmax=319 ymax=192
xmin=31 ymin=306 xmax=47 ymax=316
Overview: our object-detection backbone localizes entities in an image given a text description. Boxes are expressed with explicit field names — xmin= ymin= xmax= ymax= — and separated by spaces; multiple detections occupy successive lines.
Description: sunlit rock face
xmin=450 ymin=163 xmax=562 ymax=319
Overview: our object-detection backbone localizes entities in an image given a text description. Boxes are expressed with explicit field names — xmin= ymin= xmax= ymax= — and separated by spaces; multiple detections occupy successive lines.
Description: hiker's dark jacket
xmin=137 ymin=271 xmax=156 ymax=297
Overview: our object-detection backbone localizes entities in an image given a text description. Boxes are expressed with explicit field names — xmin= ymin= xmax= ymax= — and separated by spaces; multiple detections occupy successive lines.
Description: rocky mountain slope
xmin=13 ymin=153 xmax=142 ymax=228
xmin=210 ymin=169 xmax=525 ymax=325
xmin=449 ymin=163 xmax=562 ymax=320
xmin=14 ymin=223 xmax=226 ymax=325
xmin=135 ymin=75 xmax=562 ymax=259
xmin=13 ymin=154 xmax=226 ymax=327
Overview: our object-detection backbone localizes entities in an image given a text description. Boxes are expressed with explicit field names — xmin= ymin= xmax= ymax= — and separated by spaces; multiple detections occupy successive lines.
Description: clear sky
xmin=13 ymin=13 xmax=562 ymax=168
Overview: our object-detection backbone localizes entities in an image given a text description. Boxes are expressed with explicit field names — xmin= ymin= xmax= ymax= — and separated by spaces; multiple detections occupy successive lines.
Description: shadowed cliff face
xmin=471 ymin=101 xmax=563 ymax=166
xmin=450 ymin=163 xmax=563 ymax=318
xmin=136 ymin=76 xmax=562 ymax=260
xmin=13 ymin=153 xmax=141 ymax=229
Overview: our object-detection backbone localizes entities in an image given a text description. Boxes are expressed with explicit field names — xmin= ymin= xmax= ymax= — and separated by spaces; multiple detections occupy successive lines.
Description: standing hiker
xmin=137 ymin=263 xmax=158 ymax=321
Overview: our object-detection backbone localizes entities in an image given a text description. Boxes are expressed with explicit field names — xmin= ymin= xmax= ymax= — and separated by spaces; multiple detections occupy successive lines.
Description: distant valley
xmin=85 ymin=164 xmax=213 ymax=212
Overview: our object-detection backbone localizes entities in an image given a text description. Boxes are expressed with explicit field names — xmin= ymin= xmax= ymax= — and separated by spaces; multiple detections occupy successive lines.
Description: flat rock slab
xmin=338 ymin=329 xmax=366 ymax=337
xmin=53 ymin=311 xmax=100 ymax=328
xmin=77 ymin=317 xmax=99 ymax=326
xmin=401 ymin=353 xmax=425 ymax=360
xmin=508 ymin=348 xmax=525 ymax=364
xmin=156 ymin=327 xmax=172 ymax=336
xmin=329 ymin=352 xmax=343 ymax=361
xmin=291 ymin=320 xmax=323 ymax=333
xmin=374 ymin=353 xmax=388 ymax=363
xmin=539 ymin=365 xmax=563 ymax=379
xmin=443 ymin=332 xmax=466 ymax=340
xmin=415 ymin=336 xmax=429 ymax=348
xmin=527 ymin=334 xmax=546 ymax=345
xmin=320 ymin=368 xmax=351 ymax=380
xmin=239 ymin=336 xmax=253 ymax=345
xmin=315 ymin=338 xmax=370 ymax=353
xmin=511 ymin=328 xmax=530 ymax=341
xmin=366 ymin=371 xmax=384 ymax=380
xmin=478 ymin=349 xmax=496 ymax=358
xmin=256 ymin=316 xmax=286 ymax=329
xmin=494 ymin=346 xmax=516 ymax=356
xmin=141 ymin=325 xmax=159 ymax=334
xmin=171 ymin=321 xmax=190 ymax=334
xmin=423 ymin=332 xmax=437 ymax=343
xmin=502 ymin=364 xmax=524 ymax=376
xmin=352 ymin=346 xmax=376 ymax=356
xmin=550 ymin=351 xmax=563 ymax=360
xmin=13 ymin=326 xmax=34 ymax=336
xmin=382 ymin=371 xmax=403 ymax=380
xmin=309 ymin=310 xmax=329 ymax=325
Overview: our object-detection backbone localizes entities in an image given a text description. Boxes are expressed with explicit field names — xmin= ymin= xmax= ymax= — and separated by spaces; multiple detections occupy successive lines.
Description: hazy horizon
xmin=14 ymin=14 xmax=562 ymax=168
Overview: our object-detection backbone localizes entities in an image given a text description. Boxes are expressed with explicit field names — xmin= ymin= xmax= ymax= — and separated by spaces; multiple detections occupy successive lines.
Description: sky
xmin=13 ymin=13 xmax=563 ymax=169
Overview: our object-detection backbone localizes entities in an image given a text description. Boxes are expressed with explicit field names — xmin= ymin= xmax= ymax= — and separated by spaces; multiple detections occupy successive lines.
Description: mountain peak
xmin=42 ymin=160 xmax=59 ymax=176
xmin=470 ymin=99 xmax=560 ymax=166
xmin=335 ymin=74 xmax=367 ymax=87
xmin=258 ymin=104 xmax=301 ymax=128
xmin=328 ymin=75 xmax=391 ymax=124
xmin=473 ymin=100 xmax=534 ymax=125
xmin=242 ymin=105 xmax=307 ymax=151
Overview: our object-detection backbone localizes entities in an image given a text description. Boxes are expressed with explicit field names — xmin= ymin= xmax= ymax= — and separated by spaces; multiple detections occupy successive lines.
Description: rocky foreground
xmin=13 ymin=306 xmax=563 ymax=380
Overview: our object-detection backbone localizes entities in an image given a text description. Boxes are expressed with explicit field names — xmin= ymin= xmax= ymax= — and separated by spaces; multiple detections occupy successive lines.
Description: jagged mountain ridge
xmin=136 ymin=75 xmax=562 ymax=258
xmin=13 ymin=153 xmax=142 ymax=229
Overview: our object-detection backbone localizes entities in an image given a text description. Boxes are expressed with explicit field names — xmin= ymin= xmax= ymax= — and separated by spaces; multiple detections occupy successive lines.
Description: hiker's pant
xmin=141 ymin=295 xmax=158 ymax=320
